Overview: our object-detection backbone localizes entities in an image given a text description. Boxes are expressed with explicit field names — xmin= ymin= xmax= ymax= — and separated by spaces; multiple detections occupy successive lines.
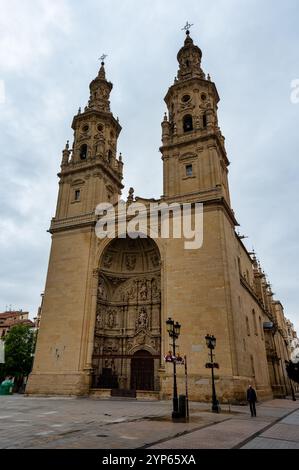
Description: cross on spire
xmin=99 ymin=53 xmax=108 ymax=64
xmin=181 ymin=21 xmax=194 ymax=34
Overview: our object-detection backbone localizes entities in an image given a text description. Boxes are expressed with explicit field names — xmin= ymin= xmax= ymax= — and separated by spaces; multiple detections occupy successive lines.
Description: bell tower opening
xmin=183 ymin=114 xmax=193 ymax=132
xmin=91 ymin=237 xmax=161 ymax=395
xmin=79 ymin=143 xmax=87 ymax=160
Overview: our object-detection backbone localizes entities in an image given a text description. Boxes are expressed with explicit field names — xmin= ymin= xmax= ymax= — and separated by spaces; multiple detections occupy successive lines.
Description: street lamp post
xmin=205 ymin=334 xmax=220 ymax=413
xmin=166 ymin=317 xmax=181 ymax=420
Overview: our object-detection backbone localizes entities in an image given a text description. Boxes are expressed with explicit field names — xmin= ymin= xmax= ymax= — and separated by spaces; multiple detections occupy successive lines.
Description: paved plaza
xmin=0 ymin=395 xmax=298 ymax=449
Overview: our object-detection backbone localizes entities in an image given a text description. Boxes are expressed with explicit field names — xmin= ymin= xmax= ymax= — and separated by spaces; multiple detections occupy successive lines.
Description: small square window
xmin=74 ymin=189 xmax=81 ymax=201
xmin=186 ymin=164 xmax=193 ymax=177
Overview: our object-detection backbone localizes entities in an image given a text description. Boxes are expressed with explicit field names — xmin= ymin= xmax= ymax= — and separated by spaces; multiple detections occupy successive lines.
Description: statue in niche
xmin=151 ymin=277 xmax=160 ymax=299
xmin=103 ymin=252 xmax=113 ymax=268
xmin=125 ymin=254 xmax=136 ymax=271
xmin=135 ymin=307 xmax=148 ymax=330
xmin=96 ymin=313 xmax=104 ymax=328
xmin=127 ymin=280 xmax=137 ymax=300
xmin=98 ymin=278 xmax=106 ymax=299
xmin=106 ymin=309 xmax=115 ymax=328
xmin=139 ymin=280 xmax=148 ymax=300
xmin=150 ymin=253 xmax=160 ymax=268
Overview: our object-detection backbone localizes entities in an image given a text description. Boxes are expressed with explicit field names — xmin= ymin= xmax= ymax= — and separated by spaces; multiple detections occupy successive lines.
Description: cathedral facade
xmin=27 ymin=30 xmax=292 ymax=402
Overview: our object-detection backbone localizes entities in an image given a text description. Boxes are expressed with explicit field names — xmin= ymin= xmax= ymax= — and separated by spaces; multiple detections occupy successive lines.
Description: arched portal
xmin=91 ymin=237 xmax=161 ymax=394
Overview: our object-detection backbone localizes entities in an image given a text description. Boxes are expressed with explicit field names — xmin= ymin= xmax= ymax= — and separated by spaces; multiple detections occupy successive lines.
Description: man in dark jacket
xmin=247 ymin=385 xmax=257 ymax=417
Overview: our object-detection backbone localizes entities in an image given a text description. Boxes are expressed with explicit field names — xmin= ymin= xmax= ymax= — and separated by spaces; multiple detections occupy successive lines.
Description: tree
xmin=0 ymin=324 xmax=35 ymax=382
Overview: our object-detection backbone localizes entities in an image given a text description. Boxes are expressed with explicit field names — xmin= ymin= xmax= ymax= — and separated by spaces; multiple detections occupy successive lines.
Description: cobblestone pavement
xmin=0 ymin=395 xmax=298 ymax=449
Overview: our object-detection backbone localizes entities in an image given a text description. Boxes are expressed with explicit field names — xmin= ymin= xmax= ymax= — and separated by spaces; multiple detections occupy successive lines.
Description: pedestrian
xmin=247 ymin=384 xmax=257 ymax=417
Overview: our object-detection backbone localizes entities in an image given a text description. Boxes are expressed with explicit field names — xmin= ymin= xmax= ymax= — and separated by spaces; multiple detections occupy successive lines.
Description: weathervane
xmin=99 ymin=53 xmax=108 ymax=64
xmin=181 ymin=21 xmax=194 ymax=34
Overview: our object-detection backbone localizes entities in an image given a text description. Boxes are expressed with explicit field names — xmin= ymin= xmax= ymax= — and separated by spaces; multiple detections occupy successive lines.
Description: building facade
xmin=27 ymin=30 xmax=294 ymax=402
xmin=0 ymin=310 xmax=34 ymax=338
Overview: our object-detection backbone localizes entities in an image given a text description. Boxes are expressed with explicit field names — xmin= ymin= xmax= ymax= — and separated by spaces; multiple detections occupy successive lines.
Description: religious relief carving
xmin=103 ymin=338 xmax=119 ymax=354
xmin=119 ymin=279 xmax=137 ymax=302
xmin=135 ymin=307 xmax=149 ymax=331
xmin=103 ymin=252 xmax=113 ymax=269
xmin=125 ymin=254 xmax=137 ymax=271
xmin=126 ymin=331 xmax=160 ymax=354
xmin=136 ymin=332 xmax=146 ymax=345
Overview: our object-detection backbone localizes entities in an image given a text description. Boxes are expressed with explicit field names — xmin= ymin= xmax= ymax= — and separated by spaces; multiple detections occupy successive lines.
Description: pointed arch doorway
xmin=131 ymin=350 xmax=154 ymax=391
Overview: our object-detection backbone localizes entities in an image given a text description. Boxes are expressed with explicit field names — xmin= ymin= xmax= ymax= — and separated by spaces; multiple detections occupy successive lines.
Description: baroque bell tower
xmin=161 ymin=28 xmax=231 ymax=206
xmin=57 ymin=58 xmax=123 ymax=221
xmin=27 ymin=59 xmax=124 ymax=396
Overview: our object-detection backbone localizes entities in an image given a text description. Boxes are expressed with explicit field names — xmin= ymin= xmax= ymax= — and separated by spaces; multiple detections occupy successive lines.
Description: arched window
xmin=79 ymin=144 xmax=87 ymax=160
xmin=107 ymin=149 xmax=112 ymax=163
xmin=203 ymin=112 xmax=207 ymax=128
xmin=183 ymin=114 xmax=193 ymax=133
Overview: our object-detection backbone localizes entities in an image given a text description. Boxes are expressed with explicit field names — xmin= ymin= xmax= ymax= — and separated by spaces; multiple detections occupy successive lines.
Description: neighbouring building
xmin=286 ymin=318 xmax=299 ymax=363
xmin=0 ymin=310 xmax=35 ymax=338
xmin=27 ymin=29 xmax=296 ymax=402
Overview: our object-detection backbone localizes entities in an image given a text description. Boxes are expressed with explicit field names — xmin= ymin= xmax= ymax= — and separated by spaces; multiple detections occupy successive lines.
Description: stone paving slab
xmin=242 ymin=437 xmax=299 ymax=449
xmin=261 ymin=423 xmax=299 ymax=443
xmin=280 ymin=410 xmax=299 ymax=425
xmin=150 ymin=418 xmax=271 ymax=449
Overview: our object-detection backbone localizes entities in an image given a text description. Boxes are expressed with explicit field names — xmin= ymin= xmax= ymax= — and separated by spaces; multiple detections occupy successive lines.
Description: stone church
xmin=27 ymin=30 xmax=292 ymax=402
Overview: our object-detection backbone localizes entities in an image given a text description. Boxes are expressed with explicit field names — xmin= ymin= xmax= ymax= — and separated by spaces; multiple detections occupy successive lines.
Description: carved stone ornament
xmin=103 ymin=338 xmax=119 ymax=354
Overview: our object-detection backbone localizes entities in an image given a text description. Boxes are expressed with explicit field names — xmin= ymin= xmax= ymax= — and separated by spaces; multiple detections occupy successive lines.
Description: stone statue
xmin=98 ymin=278 xmax=106 ymax=299
xmin=136 ymin=307 xmax=148 ymax=330
xmin=139 ymin=280 xmax=148 ymax=300
xmin=125 ymin=254 xmax=136 ymax=271
xmin=107 ymin=310 xmax=115 ymax=328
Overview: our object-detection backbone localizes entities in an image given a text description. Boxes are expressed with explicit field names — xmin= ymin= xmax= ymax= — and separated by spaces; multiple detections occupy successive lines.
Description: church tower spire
xmin=55 ymin=57 xmax=123 ymax=222
xmin=177 ymin=29 xmax=205 ymax=81
xmin=160 ymin=29 xmax=231 ymax=207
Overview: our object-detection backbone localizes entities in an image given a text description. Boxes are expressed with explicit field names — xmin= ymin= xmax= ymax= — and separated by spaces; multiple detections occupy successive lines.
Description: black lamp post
xmin=205 ymin=334 xmax=220 ymax=413
xmin=166 ymin=317 xmax=181 ymax=420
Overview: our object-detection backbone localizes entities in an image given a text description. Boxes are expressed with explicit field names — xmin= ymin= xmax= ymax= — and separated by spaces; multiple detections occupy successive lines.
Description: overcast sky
xmin=0 ymin=0 xmax=298 ymax=333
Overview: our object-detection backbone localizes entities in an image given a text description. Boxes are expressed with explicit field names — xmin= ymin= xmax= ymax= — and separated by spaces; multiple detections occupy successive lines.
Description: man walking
xmin=247 ymin=384 xmax=257 ymax=417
